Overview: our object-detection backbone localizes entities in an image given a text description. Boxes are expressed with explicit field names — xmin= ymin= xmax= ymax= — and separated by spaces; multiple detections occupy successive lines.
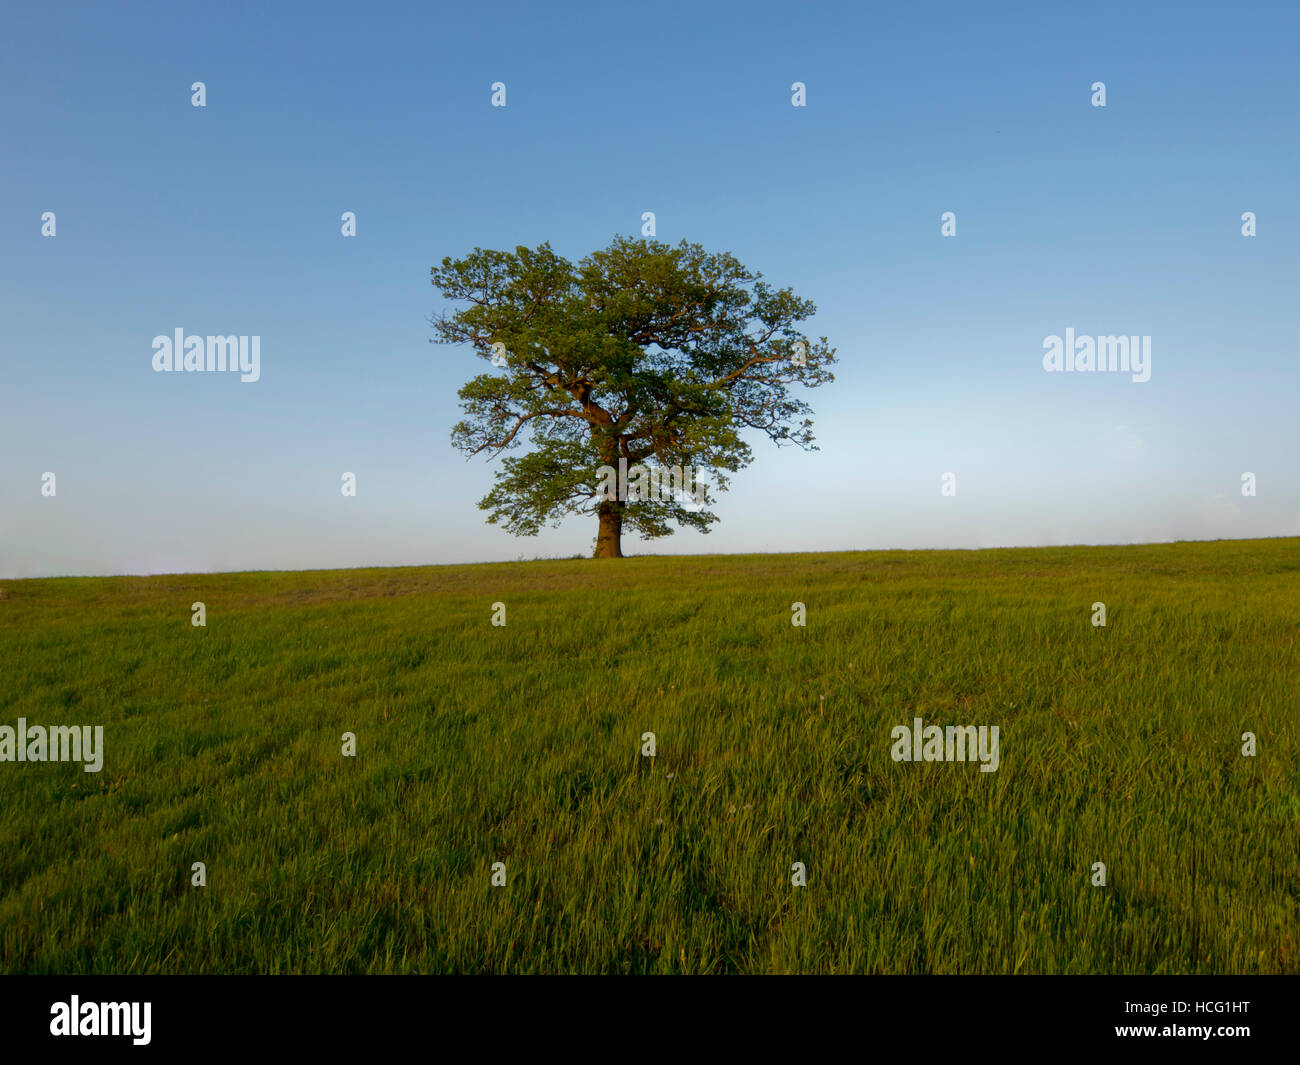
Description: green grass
xmin=1 ymin=538 xmax=1297 ymax=973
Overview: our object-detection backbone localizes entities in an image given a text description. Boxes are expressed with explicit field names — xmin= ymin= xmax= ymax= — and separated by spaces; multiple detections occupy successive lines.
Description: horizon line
xmin=3 ymin=534 xmax=1297 ymax=584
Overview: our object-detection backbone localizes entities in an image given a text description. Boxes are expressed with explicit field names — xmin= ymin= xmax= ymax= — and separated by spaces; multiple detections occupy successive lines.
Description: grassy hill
xmin=1 ymin=538 xmax=1297 ymax=973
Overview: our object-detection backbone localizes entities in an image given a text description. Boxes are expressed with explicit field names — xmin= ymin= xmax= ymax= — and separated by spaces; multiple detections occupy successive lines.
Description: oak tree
xmin=430 ymin=235 xmax=835 ymax=558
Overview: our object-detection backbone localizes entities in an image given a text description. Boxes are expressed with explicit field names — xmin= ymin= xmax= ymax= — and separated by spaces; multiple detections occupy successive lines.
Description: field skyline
xmin=3 ymin=0 xmax=1297 ymax=1000
xmin=3 ymin=531 xmax=1297 ymax=582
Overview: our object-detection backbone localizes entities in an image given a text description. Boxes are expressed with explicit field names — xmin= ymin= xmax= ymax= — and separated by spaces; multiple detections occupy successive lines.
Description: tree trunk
xmin=595 ymin=502 xmax=624 ymax=558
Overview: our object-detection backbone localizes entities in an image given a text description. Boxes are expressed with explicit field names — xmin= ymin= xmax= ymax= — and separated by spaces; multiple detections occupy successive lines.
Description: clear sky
xmin=2 ymin=0 xmax=1297 ymax=578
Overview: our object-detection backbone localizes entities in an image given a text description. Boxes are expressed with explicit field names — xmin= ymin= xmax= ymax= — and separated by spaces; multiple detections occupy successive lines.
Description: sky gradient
xmin=2 ymin=0 xmax=1297 ymax=578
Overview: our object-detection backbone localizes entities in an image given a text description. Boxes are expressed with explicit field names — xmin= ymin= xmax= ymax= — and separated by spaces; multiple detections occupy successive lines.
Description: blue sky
xmin=2 ymin=0 xmax=1297 ymax=577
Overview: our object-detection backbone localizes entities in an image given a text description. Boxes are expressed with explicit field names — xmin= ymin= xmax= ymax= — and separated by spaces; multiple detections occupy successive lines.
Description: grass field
xmin=1 ymin=538 xmax=1297 ymax=974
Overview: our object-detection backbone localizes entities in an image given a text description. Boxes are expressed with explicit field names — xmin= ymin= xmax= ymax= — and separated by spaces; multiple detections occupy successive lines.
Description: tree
xmin=430 ymin=235 xmax=835 ymax=558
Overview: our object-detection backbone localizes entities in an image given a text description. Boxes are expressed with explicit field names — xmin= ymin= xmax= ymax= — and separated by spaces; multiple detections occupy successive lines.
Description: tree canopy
xmin=430 ymin=235 xmax=835 ymax=557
